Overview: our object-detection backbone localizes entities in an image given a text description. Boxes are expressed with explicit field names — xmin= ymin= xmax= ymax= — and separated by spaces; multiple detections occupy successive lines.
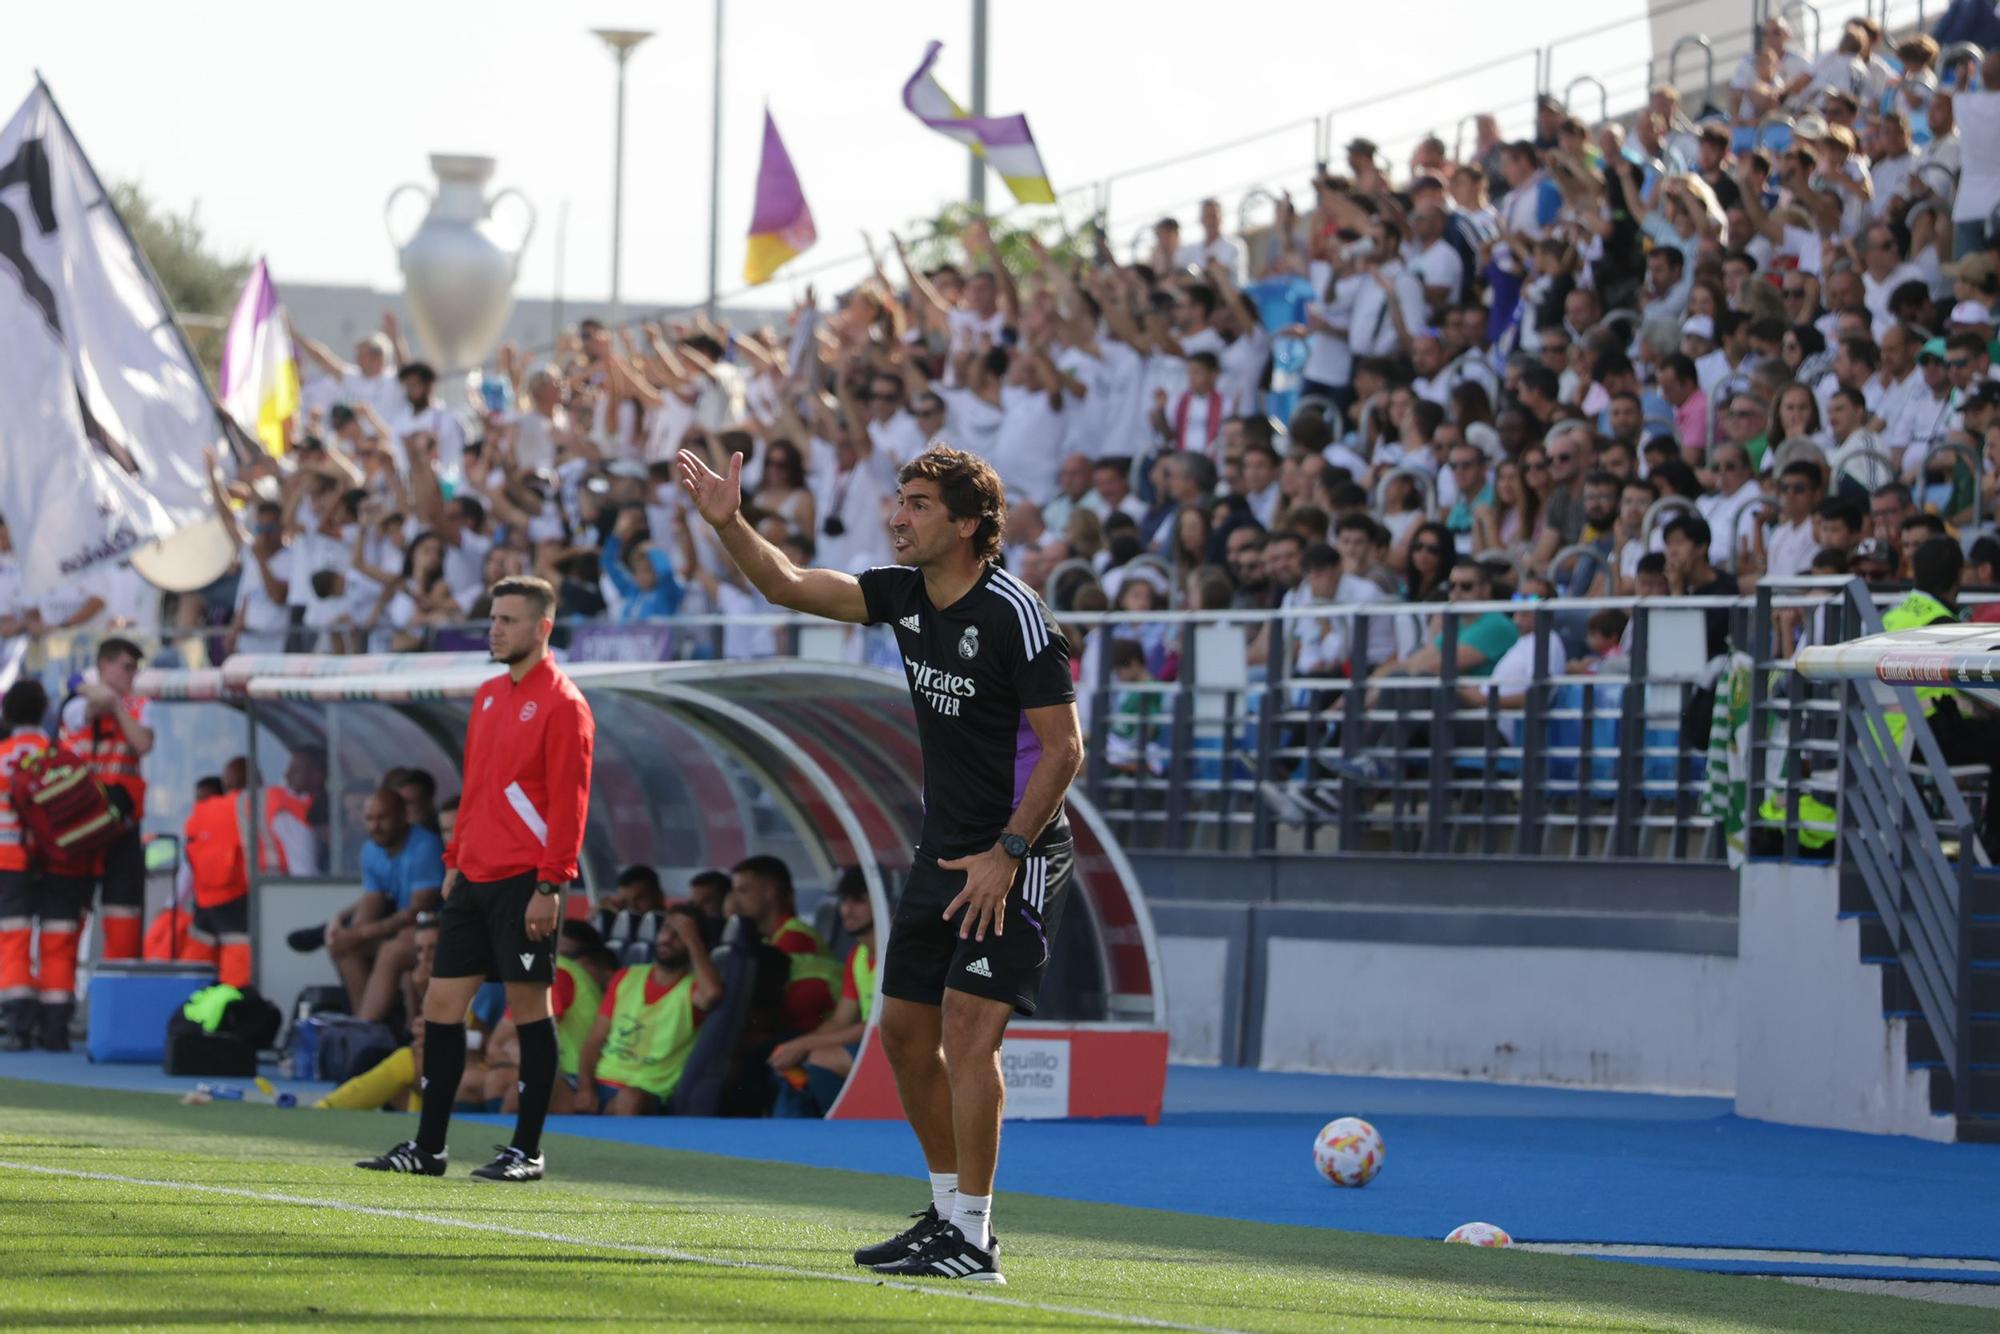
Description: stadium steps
xmin=1840 ymin=859 xmax=2000 ymax=1138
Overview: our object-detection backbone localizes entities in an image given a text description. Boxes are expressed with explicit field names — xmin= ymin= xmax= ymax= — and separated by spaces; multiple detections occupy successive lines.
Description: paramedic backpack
xmin=8 ymin=742 xmax=122 ymax=875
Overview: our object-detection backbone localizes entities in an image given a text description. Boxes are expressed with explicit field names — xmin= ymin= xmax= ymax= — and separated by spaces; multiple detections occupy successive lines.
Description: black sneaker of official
xmin=469 ymin=1144 xmax=544 ymax=1182
xmin=852 ymin=1204 xmax=946 ymax=1267
xmin=353 ymin=1139 xmax=447 ymax=1175
xmin=874 ymin=1225 xmax=1005 ymax=1283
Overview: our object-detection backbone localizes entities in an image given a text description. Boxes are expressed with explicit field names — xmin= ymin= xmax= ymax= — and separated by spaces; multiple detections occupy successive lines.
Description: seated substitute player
xmin=681 ymin=442 xmax=1084 ymax=1284
xmin=571 ymin=905 xmax=723 ymax=1115
xmin=355 ymin=576 xmax=596 ymax=1182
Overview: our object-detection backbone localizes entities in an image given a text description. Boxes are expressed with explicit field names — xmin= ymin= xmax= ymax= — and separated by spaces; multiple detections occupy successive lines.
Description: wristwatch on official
xmin=998 ymin=833 xmax=1029 ymax=861
xmin=534 ymin=881 xmax=562 ymax=898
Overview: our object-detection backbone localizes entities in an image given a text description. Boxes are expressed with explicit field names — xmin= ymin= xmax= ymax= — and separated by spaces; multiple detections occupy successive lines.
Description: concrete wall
xmin=1734 ymin=861 xmax=1955 ymax=1142
xmin=1258 ymin=940 xmax=1736 ymax=1093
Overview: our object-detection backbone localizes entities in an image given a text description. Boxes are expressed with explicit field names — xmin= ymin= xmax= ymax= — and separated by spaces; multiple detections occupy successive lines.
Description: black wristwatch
xmin=534 ymin=881 xmax=562 ymax=898
xmin=998 ymin=833 xmax=1029 ymax=861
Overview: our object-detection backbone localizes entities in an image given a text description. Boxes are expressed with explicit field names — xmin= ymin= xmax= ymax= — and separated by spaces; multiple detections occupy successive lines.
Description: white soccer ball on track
xmin=1444 ymin=1222 xmax=1512 ymax=1247
xmin=1312 ymin=1116 xmax=1384 ymax=1187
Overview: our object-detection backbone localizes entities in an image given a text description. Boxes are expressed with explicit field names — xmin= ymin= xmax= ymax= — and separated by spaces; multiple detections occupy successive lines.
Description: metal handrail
xmin=1781 ymin=0 xmax=1824 ymax=55
xmin=1941 ymin=41 xmax=1986 ymax=91
xmin=1670 ymin=35 xmax=1717 ymax=110
xmin=1729 ymin=494 xmax=1778 ymax=571
xmin=1832 ymin=445 xmax=1898 ymax=493
xmin=1641 ymin=494 xmax=1697 ymax=542
xmin=1374 ymin=465 xmax=1439 ymax=520
xmin=1564 ymin=75 xmax=1610 ymax=124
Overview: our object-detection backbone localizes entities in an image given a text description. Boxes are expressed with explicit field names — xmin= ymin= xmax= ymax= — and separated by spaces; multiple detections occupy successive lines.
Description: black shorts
xmin=881 ymin=841 xmax=1072 ymax=1018
xmin=0 ymin=870 xmax=94 ymax=922
xmin=189 ymin=895 xmax=249 ymax=942
xmin=434 ymin=872 xmax=557 ymax=984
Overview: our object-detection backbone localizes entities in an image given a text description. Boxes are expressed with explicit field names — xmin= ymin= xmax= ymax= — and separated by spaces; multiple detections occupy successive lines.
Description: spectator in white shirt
xmin=293 ymin=321 xmax=406 ymax=424
xmin=1949 ymin=51 xmax=2000 ymax=261
xmin=1755 ymin=458 xmax=1827 ymax=582
xmin=1859 ymin=222 xmax=1926 ymax=330
xmin=1696 ymin=442 xmax=1763 ymax=568
xmin=992 ymin=343 xmax=1071 ymax=505
xmin=387 ymin=363 xmax=467 ymax=479
xmin=1174 ymin=199 xmax=1245 ymax=282
xmin=226 ymin=500 xmax=294 ymax=655
xmin=1347 ymin=218 xmax=1427 ymax=362
xmin=1041 ymin=454 xmax=1096 ymax=533
xmin=1292 ymin=542 xmax=1389 ymax=678
xmin=1240 ymin=442 xmax=1283 ymax=530
xmin=1406 ymin=202 xmax=1465 ymax=316
xmin=1085 ymin=458 xmax=1147 ymax=522
xmin=1729 ymin=17 xmax=1813 ymax=122
xmin=1153 ymin=351 xmax=1227 ymax=458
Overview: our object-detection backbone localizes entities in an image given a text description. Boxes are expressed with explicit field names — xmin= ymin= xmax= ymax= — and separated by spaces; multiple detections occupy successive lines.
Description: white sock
xmin=950 ymin=1192 xmax=992 ymax=1250
xmin=928 ymin=1171 xmax=958 ymax=1217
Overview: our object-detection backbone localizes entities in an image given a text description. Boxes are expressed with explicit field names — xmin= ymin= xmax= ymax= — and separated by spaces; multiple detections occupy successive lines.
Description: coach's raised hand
xmin=678 ymin=448 xmax=743 ymax=528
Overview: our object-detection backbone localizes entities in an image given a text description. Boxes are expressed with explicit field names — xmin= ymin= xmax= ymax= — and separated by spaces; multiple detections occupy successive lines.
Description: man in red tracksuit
xmin=356 ymin=575 xmax=594 ymax=1183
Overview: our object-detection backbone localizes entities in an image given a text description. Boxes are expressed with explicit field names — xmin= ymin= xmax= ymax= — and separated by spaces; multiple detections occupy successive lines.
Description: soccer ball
xmin=1444 ymin=1222 xmax=1512 ymax=1247
xmin=1312 ymin=1116 xmax=1384 ymax=1187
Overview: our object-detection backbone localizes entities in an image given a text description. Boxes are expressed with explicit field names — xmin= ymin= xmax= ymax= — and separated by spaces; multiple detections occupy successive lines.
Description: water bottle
xmin=274 ymin=1091 xmax=298 ymax=1109
xmin=196 ymin=1083 xmax=247 ymax=1101
xmin=289 ymin=1017 xmax=320 ymax=1081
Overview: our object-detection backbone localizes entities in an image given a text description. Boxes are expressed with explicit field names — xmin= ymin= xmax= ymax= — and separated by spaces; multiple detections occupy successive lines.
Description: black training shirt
xmin=860 ymin=563 xmax=1075 ymax=857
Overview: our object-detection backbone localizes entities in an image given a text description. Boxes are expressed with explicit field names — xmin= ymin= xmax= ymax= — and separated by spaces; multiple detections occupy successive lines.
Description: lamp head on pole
xmin=592 ymin=28 xmax=654 ymax=63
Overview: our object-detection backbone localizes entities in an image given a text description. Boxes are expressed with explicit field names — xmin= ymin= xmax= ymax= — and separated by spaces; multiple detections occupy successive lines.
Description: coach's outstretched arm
xmin=678 ymin=449 xmax=869 ymax=624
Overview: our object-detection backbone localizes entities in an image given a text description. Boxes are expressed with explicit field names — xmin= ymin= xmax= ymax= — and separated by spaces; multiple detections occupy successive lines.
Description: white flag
xmin=0 ymin=83 xmax=224 ymax=597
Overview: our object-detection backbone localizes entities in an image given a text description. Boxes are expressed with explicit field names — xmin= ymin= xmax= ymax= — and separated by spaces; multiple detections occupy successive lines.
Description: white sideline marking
xmin=0 ymin=1160 xmax=1245 ymax=1333
xmin=1516 ymin=1241 xmax=2000 ymax=1274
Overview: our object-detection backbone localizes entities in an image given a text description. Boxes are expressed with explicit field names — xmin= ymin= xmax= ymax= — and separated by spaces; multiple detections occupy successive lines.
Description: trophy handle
xmin=487 ymin=188 xmax=538 ymax=273
xmin=384 ymin=183 xmax=433 ymax=254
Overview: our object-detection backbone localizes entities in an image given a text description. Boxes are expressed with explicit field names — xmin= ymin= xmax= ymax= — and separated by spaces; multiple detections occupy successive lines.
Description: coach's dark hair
xmin=897 ymin=446 xmax=1006 ymax=565
xmin=490 ymin=574 xmax=556 ymax=618
xmin=1 ymin=678 xmax=48 ymax=727
xmin=732 ymin=854 xmax=797 ymax=913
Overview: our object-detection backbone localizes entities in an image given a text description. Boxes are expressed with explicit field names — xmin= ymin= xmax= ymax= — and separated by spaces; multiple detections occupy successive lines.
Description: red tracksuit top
xmin=445 ymin=656 xmax=595 ymax=885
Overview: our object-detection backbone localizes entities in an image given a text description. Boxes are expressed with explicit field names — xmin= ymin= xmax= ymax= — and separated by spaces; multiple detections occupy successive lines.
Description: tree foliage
xmin=904 ymin=201 xmax=1096 ymax=278
xmin=110 ymin=181 xmax=249 ymax=318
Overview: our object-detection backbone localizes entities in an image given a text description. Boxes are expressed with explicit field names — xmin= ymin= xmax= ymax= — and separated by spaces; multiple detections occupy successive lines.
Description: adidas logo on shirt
xmin=964 ymin=957 xmax=993 ymax=978
xmin=899 ymin=614 xmax=922 ymax=633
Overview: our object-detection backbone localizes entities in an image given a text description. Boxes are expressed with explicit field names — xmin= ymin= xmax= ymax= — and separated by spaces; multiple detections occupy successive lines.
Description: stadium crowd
xmin=4 ymin=15 xmax=2000 ymax=692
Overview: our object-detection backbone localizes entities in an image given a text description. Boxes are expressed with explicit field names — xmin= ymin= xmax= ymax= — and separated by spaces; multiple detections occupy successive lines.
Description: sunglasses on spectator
xmin=1510 ymin=592 xmax=1544 ymax=603
xmin=1948 ymin=358 xmax=1972 ymax=369
xmin=1550 ymin=451 xmax=1575 ymax=463
xmin=1720 ymin=459 xmax=1748 ymax=471
xmin=1448 ymin=578 xmax=1482 ymax=592
xmin=1524 ymin=458 xmax=1550 ymax=470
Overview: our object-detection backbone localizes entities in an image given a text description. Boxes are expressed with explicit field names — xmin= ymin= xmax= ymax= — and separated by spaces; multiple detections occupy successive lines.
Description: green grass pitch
xmin=0 ymin=1078 xmax=1985 ymax=1331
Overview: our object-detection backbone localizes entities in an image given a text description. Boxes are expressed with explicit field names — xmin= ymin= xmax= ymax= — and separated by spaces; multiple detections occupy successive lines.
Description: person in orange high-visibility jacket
xmin=56 ymin=638 xmax=153 ymax=960
xmin=182 ymin=780 xmax=253 ymax=988
xmin=0 ymin=679 xmax=95 ymax=1052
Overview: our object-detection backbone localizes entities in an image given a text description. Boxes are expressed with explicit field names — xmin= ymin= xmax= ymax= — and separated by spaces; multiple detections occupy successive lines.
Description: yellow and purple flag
xmin=744 ymin=109 xmax=817 ymax=286
xmin=220 ymin=258 xmax=300 ymax=456
xmin=902 ymin=40 xmax=1055 ymax=205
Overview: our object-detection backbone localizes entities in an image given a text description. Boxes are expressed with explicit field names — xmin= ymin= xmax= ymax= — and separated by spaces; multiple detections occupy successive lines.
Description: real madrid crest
xmin=958 ymin=625 xmax=979 ymax=659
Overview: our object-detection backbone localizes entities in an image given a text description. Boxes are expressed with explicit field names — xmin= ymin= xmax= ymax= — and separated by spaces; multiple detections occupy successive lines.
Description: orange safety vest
xmin=61 ymin=697 xmax=147 ymax=821
xmin=183 ymin=793 xmax=248 ymax=908
xmin=0 ymin=731 xmax=50 ymax=873
xmin=254 ymin=787 xmax=313 ymax=875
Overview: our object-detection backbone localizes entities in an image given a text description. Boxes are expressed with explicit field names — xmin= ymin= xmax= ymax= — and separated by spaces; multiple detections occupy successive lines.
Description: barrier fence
xmin=21 ymin=577 xmax=1990 ymax=868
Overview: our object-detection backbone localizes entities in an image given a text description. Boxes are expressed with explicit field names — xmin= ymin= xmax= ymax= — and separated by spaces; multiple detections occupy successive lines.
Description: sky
xmin=6 ymin=0 xmax=1670 ymax=313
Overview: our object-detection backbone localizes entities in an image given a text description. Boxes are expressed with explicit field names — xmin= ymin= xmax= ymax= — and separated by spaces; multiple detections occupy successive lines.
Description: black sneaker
xmin=354 ymin=1140 xmax=447 ymax=1175
xmin=874 ymin=1225 xmax=1005 ymax=1283
xmin=469 ymin=1144 xmax=544 ymax=1182
xmin=852 ymin=1204 xmax=946 ymax=1267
